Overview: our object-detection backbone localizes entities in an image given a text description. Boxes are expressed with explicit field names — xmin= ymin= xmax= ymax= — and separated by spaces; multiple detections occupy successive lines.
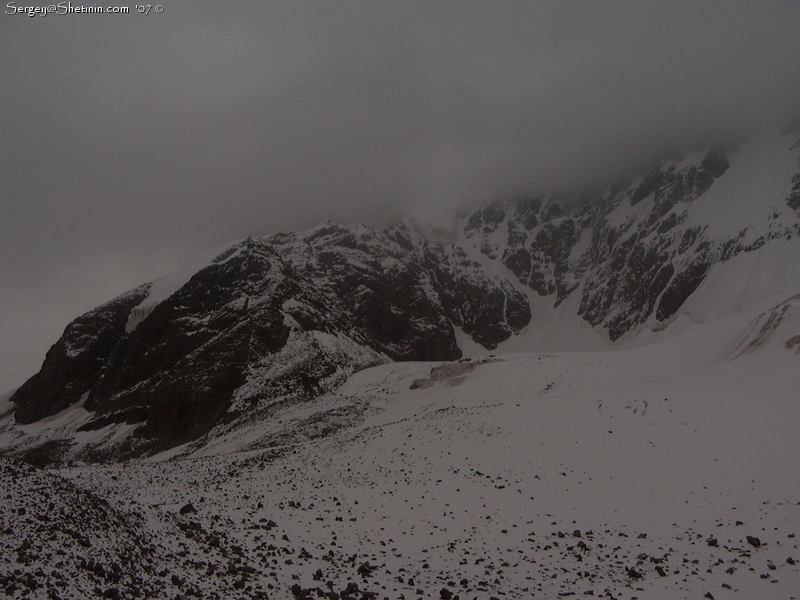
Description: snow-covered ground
xmin=3 ymin=293 xmax=797 ymax=600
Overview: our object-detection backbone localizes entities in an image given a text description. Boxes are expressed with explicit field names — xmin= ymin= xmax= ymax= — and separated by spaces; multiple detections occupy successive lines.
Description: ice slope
xmin=635 ymin=235 xmax=800 ymax=345
xmin=686 ymin=131 xmax=799 ymax=243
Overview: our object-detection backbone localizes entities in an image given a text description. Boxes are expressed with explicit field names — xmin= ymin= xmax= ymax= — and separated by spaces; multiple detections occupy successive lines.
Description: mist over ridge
xmin=2 ymin=2 xmax=800 ymax=391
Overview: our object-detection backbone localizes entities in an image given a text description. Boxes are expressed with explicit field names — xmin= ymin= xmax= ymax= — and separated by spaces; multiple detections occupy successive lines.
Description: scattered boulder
xmin=626 ymin=567 xmax=642 ymax=579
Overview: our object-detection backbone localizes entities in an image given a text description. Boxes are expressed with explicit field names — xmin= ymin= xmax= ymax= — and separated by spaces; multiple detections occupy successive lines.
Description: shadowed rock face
xmin=10 ymin=225 xmax=531 ymax=458
xmin=788 ymin=173 xmax=800 ymax=211
xmin=12 ymin=285 xmax=151 ymax=425
xmin=10 ymin=143 xmax=800 ymax=458
xmin=464 ymin=150 xmax=742 ymax=341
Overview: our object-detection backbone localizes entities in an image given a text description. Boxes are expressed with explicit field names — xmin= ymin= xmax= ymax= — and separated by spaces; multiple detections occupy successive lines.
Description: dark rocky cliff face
xmin=8 ymin=141 xmax=800 ymax=460
xmin=9 ymin=224 xmax=531 ymax=458
xmin=460 ymin=147 xmax=798 ymax=341
xmin=12 ymin=285 xmax=151 ymax=425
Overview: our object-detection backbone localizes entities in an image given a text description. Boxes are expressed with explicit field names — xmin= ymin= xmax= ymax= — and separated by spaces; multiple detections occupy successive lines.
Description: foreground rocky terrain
xmin=2 ymin=310 xmax=800 ymax=599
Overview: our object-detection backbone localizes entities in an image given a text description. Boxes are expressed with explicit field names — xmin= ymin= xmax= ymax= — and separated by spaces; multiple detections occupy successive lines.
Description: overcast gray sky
xmin=2 ymin=1 xmax=800 ymax=392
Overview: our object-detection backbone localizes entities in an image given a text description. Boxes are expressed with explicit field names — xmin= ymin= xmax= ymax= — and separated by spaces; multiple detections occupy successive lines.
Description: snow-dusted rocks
xmin=4 ymin=312 xmax=799 ymax=599
xmin=12 ymin=285 xmax=151 ymax=426
xmin=8 ymin=222 xmax=532 ymax=459
xmin=461 ymin=139 xmax=800 ymax=341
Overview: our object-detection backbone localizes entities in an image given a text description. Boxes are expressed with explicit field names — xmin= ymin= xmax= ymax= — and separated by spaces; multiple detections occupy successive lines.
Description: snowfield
xmin=2 ymin=297 xmax=798 ymax=600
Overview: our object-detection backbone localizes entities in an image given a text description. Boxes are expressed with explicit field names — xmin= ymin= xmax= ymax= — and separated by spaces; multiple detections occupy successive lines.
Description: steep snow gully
xmin=2 ymin=131 xmax=800 ymax=599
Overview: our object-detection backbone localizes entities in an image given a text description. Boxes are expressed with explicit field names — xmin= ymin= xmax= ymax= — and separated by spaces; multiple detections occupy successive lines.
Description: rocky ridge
xmin=4 ymin=131 xmax=800 ymax=461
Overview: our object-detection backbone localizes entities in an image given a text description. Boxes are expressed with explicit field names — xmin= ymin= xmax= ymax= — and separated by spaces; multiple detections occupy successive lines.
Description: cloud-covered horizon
xmin=2 ymin=1 xmax=800 ymax=391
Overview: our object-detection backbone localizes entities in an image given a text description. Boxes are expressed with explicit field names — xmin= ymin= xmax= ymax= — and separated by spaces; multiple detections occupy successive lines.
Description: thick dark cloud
xmin=2 ymin=1 xmax=800 ymax=391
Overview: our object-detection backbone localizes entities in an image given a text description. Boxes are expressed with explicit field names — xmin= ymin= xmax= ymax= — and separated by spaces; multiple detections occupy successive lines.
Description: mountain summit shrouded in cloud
xmin=2 ymin=1 xmax=800 ymax=391
xmin=6 ymin=125 xmax=800 ymax=458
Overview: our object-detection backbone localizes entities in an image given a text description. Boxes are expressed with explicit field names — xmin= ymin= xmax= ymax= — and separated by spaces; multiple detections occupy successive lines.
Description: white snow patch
xmin=126 ymin=239 xmax=243 ymax=332
xmin=687 ymin=131 xmax=800 ymax=241
xmin=673 ymin=235 xmax=800 ymax=330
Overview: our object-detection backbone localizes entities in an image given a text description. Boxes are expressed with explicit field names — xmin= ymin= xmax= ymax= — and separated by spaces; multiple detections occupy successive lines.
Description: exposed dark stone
xmin=746 ymin=535 xmax=761 ymax=548
xmin=16 ymin=440 xmax=74 ymax=469
xmin=502 ymin=248 xmax=531 ymax=284
xmin=701 ymin=149 xmax=730 ymax=179
xmin=541 ymin=200 xmax=563 ymax=220
xmin=515 ymin=196 xmax=542 ymax=229
xmin=424 ymin=245 xmax=530 ymax=350
xmin=631 ymin=172 xmax=661 ymax=205
xmin=463 ymin=211 xmax=483 ymax=236
xmin=626 ymin=567 xmax=642 ymax=579
xmin=12 ymin=285 xmax=151 ymax=424
xmin=656 ymin=260 xmax=710 ymax=322
xmin=787 ymin=173 xmax=800 ymax=211
xmin=77 ymin=406 xmax=149 ymax=432
xmin=657 ymin=212 xmax=682 ymax=234
xmin=480 ymin=204 xmax=506 ymax=233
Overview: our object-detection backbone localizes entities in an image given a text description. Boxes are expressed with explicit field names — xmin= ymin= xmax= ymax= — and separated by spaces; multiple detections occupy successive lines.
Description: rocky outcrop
xmin=10 ymin=224 xmax=530 ymax=458
xmin=12 ymin=285 xmax=151 ymax=425
xmin=458 ymin=146 xmax=797 ymax=340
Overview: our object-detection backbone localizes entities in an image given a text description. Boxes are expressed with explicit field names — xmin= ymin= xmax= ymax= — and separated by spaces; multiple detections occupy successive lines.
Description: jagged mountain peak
xmin=3 ymin=130 xmax=800 ymax=462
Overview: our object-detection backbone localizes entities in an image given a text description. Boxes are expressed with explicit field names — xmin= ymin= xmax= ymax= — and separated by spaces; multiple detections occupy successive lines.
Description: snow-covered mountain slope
xmin=460 ymin=130 xmax=800 ymax=343
xmin=2 ymin=305 xmax=798 ymax=600
xmin=3 ymin=129 xmax=800 ymax=461
xmin=1 ymin=128 xmax=800 ymax=599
